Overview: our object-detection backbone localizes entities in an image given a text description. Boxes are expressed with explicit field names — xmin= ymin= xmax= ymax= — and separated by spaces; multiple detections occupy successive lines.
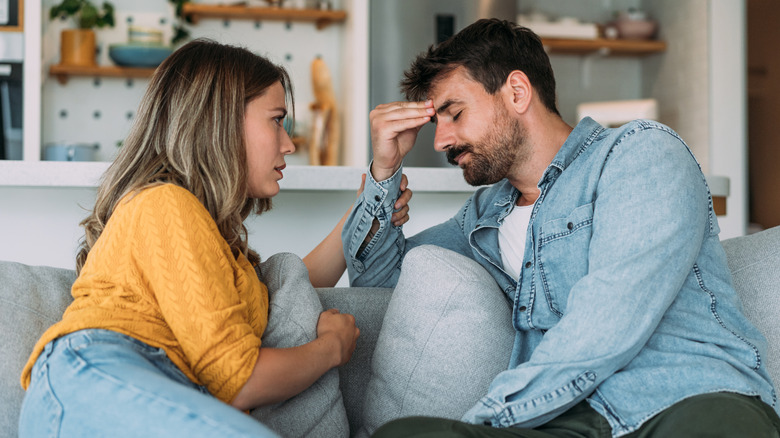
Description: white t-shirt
xmin=498 ymin=204 xmax=534 ymax=280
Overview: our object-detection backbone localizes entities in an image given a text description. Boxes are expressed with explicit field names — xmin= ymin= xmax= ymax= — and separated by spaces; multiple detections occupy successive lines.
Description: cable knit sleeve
xmin=128 ymin=185 xmax=266 ymax=403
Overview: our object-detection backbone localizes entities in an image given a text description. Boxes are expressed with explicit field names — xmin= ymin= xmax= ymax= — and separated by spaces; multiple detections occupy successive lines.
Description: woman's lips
xmin=275 ymin=163 xmax=286 ymax=177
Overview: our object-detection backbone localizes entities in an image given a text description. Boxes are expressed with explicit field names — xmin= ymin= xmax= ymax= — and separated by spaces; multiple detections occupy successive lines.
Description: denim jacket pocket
xmin=537 ymin=202 xmax=594 ymax=318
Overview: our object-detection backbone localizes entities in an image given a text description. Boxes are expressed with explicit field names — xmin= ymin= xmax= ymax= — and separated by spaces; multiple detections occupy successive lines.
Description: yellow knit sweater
xmin=21 ymin=184 xmax=269 ymax=404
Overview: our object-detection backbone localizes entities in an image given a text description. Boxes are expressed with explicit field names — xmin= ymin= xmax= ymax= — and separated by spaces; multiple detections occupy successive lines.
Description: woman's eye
xmin=453 ymin=111 xmax=462 ymax=121
xmin=274 ymin=116 xmax=285 ymax=126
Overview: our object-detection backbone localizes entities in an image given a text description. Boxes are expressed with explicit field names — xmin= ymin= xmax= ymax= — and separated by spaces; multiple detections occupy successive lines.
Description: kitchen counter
xmin=0 ymin=161 xmax=730 ymax=209
xmin=0 ymin=161 xmax=476 ymax=193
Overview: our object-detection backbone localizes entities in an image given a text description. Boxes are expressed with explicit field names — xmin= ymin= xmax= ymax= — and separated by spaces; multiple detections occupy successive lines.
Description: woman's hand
xmin=392 ymin=174 xmax=413 ymax=227
xmin=231 ymin=309 xmax=360 ymax=410
xmin=316 ymin=309 xmax=360 ymax=367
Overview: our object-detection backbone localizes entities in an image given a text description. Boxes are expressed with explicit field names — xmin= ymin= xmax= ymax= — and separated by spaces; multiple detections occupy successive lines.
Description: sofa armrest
xmin=0 ymin=261 xmax=76 ymax=438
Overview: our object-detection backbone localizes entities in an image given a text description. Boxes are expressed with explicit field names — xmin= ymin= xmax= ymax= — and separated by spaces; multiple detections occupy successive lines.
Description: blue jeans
xmin=19 ymin=329 xmax=279 ymax=438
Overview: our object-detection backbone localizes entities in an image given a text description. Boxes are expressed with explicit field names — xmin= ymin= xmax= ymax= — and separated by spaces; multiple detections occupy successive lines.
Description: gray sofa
xmin=2 ymin=225 xmax=779 ymax=438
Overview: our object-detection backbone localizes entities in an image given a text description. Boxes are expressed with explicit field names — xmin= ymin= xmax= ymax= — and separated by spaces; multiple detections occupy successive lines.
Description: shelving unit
xmin=49 ymin=64 xmax=156 ymax=84
xmin=181 ymin=4 xmax=347 ymax=30
xmin=541 ymin=37 xmax=666 ymax=56
xmin=44 ymin=5 xmax=348 ymax=83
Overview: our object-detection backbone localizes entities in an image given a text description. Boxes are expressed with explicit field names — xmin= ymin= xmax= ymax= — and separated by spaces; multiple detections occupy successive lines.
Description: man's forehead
xmin=427 ymin=67 xmax=481 ymax=108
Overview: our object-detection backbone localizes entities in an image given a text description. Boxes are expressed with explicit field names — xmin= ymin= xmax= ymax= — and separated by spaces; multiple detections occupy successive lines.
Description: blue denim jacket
xmin=342 ymin=117 xmax=778 ymax=436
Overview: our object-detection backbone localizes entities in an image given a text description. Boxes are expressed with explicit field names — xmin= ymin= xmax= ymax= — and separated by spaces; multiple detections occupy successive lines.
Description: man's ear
xmin=503 ymin=70 xmax=532 ymax=114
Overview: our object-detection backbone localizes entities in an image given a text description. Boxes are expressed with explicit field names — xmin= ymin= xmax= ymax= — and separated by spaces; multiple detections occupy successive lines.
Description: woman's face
xmin=244 ymin=81 xmax=296 ymax=198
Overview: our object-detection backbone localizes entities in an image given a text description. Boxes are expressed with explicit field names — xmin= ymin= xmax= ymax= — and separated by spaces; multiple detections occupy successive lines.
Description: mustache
xmin=446 ymin=144 xmax=474 ymax=165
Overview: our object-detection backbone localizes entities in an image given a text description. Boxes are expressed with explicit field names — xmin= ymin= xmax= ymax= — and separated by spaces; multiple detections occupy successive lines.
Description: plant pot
xmin=60 ymin=29 xmax=97 ymax=66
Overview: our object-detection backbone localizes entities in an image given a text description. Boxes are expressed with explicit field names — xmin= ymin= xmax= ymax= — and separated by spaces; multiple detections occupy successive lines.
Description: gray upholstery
xmin=251 ymin=253 xmax=350 ymax=438
xmin=722 ymin=226 xmax=780 ymax=389
xmin=355 ymin=245 xmax=516 ymax=438
xmin=0 ymin=262 xmax=76 ymax=438
xmin=0 ymin=225 xmax=778 ymax=438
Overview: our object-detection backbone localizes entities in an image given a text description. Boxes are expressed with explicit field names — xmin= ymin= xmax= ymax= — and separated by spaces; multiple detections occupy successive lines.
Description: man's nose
xmin=433 ymin=122 xmax=454 ymax=152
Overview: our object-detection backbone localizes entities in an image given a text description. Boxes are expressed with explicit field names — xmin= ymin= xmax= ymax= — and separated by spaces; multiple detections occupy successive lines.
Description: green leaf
xmin=79 ymin=3 xmax=98 ymax=29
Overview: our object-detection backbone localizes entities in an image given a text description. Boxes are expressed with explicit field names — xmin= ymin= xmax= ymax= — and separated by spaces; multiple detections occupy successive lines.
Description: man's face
xmin=429 ymin=67 xmax=527 ymax=186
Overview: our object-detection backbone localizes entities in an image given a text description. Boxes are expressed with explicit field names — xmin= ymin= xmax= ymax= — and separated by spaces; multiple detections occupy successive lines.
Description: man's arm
xmin=304 ymin=174 xmax=411 ymax=288
xmin=341 ymin=101 xmax=435 ymax=287
xmin=463 ymin=127 xmax=712 ymax=428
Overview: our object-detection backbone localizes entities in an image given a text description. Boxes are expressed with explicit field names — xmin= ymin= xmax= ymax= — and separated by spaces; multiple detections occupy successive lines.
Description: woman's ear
xmin=504 ymin=70 xmax=532 ymax=114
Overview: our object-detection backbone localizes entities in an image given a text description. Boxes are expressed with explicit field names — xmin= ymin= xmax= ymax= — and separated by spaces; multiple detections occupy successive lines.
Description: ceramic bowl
xmin=613 ymin=18 xmax=657 ymax=40
xmin=108 ymin=43 xmax=173 ymax=68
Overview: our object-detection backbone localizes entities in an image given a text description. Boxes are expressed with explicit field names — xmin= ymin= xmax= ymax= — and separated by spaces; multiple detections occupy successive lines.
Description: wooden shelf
xmin=541 ymin=37 xmax=666 ymax=56
xmin=182 ymin=4 xmax=347 ymax=30
xmin=49 ymin=64 xmax=156 ymax=84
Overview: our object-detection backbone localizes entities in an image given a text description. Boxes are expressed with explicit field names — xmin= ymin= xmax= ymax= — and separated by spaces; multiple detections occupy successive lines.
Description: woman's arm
xmin=303 ymin=174 xmax=412 ymax=287
xmin=230 ymin=308 xmax=360 ymax=410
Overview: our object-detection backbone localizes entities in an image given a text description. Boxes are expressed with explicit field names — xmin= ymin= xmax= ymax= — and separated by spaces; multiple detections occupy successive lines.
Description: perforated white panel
xmin=41 ymin=0 xmax=344 ymax=164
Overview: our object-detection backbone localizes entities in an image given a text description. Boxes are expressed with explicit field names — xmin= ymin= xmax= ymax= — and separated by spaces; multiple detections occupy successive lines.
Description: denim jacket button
xmin=374 ymin=195 xmax=381 ymax=202
xmin=525 ymin=261 xmax=532 ymax=269
xmin=567 ymin=222 xmax=574 ymax=230
xmin=519 ymin=305 xmax=527 ymax=312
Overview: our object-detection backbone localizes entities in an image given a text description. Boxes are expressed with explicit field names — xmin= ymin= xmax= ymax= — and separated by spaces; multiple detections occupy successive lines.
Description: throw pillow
xmin=357 ymin=245 xmax=516 ymax=438
xmin=251 ymin=253 xmax=349 ymax=438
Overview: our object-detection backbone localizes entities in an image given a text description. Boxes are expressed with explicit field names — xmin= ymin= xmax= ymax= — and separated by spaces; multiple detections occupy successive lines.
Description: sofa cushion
xmin=0 ymin=261 xmax=76 ymax=438
xmin=356 ymin=245 xmax=516 ymax=438
xmin=722 ymin=225 xmax=780 ymax=388
xmin=250 ymin=253 xmax=349 ymax=438
xmin=317 ymin=286 xmax=393 ymax=435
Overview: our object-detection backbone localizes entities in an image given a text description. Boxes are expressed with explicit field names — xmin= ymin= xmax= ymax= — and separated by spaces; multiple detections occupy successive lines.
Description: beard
xmin=446 ymin=109 xmax=528 ymax=186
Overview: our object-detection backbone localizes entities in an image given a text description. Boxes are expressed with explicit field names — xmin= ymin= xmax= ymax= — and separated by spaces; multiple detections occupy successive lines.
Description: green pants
xmin=372 ymin=392 xmax=780 ymax=438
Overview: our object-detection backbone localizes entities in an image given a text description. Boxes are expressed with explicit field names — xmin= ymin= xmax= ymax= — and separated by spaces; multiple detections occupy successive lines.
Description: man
xmin=341 ymin=19 xmax=780 ymax=437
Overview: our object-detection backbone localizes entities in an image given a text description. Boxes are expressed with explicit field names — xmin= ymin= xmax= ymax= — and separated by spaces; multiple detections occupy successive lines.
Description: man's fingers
xmin=370 ymin=102 xmax=435 ymax=124
xmin=373 ymin=100 xmax=431 ymax=112
xmin=372 ymin=116 xmax=431 ymax=138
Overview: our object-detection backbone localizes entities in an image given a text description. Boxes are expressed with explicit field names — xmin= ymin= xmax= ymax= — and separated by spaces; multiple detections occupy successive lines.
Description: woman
xmin=18 ymin=39 xmax=410 ymax=437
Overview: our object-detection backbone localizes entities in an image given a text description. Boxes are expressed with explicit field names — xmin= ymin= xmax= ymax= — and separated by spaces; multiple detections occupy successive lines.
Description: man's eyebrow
xmin=435 ymin=99 xmax=457 ymax=115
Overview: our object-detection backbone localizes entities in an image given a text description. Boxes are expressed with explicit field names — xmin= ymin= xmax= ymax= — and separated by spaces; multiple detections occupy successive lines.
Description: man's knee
xmin=636 ymin=392 xmax=780 ymax=438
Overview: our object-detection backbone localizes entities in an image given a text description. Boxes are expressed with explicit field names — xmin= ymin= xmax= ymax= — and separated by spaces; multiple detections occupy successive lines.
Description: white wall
xmin=708 ymin=0 xmax=748 ymax=237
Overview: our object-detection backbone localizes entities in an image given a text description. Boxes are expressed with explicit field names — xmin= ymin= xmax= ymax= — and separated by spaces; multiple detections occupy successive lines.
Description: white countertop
xmin=0 ymin=161 xmax=477 ymax=193
xmin=0 ymin=161 xmax=730 ymax=197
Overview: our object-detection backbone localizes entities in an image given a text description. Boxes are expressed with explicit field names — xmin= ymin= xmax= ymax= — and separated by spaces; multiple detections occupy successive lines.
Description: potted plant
xmin=50 ymin=0 xmax=115 ymax=66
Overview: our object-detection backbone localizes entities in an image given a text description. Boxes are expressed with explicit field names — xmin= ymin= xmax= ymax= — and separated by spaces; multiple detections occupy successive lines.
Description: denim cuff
xmin=362 ymin=161 xmax=403 ymax=217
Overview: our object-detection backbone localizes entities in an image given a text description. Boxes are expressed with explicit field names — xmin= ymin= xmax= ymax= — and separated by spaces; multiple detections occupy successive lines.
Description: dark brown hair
xmin=401 ymin=18 xmax=559 ymax=116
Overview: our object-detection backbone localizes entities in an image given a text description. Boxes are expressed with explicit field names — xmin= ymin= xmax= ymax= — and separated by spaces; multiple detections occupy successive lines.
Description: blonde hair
xmin=76 ymin=39 xmax=294 ymax=272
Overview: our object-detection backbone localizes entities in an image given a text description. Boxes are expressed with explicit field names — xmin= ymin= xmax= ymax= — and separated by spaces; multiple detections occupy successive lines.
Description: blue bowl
xmin=108 ymin=43 xmax=173 ymax=68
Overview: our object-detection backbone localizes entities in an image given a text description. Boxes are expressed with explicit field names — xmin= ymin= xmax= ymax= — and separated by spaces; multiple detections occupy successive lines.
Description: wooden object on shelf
xmin=308 ymin=57 xmax=339 ymax=166
xmin=49 ymin=64 xmax=156 ymax=84
xmin=713 ymin=196 xmax=726 ymax=216
xmin=182 ymin=3 xmax=347 ymax=30
xmin=541 ymin=37 xmax=666 ymax=56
